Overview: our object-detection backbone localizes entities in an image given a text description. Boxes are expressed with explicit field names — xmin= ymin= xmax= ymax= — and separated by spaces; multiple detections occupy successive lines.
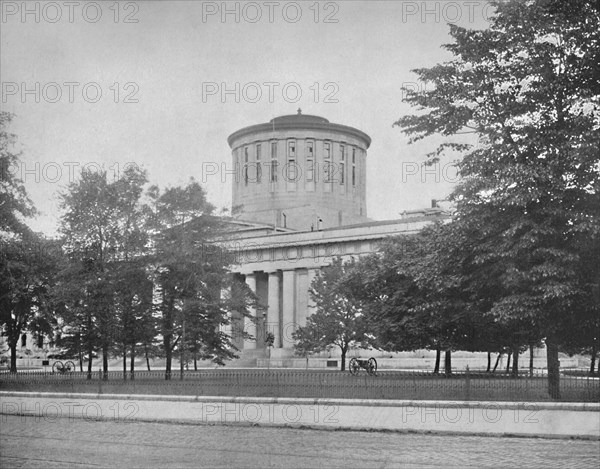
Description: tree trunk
xmin=144 ymin=344 xmax=150 ymax=371
xmin=145 ymin=344 xmax=151 ymax=371
xmin=512 ymin=347 xmax=519 ymax=377
xmin=492 ymin=353 xmax=502 ymax=373
xmin=163 ymin=293 xmax=174 ymax=380
xmin=433 ymin=345 xmax=441 ymax=374
xmin=102 ymin=343 xmax=109 ymax=381
xmin=486 ymin=352 xmax=491 ymax=372
xmin=590 ymin=346 xmax=597 ymax=376
xmin=444 ymin=350 xmax=451 ymax=375
xmin=87 ymin=342 xmax=93 ymax=380
xmin=86 ymin=313 xmax=93 ymax=380
xmin=340 ymin=347 xmax=346 ymax=371
xmin=194 ymin=357 xmax=198 ymax=371
xmin=122 ymin=347 xmax=127 ymax=381
xmin=529 ymin=344 xmax=534 ymax=377
xmin=546 ymin=339 xmax=560 ymax=399
xmin=77 ymin=332 xmax=84 ymax=372
xmin=130 ymin=345 xmax=135 ymax=380
xmin=180 ymin=349 xmax=185 ymax=380
xmin=505 ymin=352 xmax=512 ymax=373
xmin=180 ymin=318 xmax=186 ymax=380
xmin=165 ymin=344 xmax=172 ymax=380
xmin=9 ymin=342 xmax=17 ymax=373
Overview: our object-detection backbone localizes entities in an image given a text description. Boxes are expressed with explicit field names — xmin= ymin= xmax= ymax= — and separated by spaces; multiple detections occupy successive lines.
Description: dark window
xmin=306 ymin=140 xmax=315 ymax=182
xmin=244 ymin=147 xmax=249 ymax=186
xmin=352 ymin=148 xmax=356 ymax=186
xmin=270 ymin=141 xmax=278 ymax=182
xmin=340 ymin=144 xmax=345 ymax=185
xmin=324 ymin=142 xmax=331 ymax=183
xmin=256 ymin=144 xmax=262 ymax=183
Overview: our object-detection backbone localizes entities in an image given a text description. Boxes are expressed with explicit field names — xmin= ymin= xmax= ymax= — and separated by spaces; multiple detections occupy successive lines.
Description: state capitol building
xmin=221 ymin=110 xmax=447 ymax=365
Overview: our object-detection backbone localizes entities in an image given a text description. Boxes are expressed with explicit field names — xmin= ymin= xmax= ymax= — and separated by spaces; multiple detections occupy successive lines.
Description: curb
xmin=1 ymin=391 xmax=599 ymax=412
xmin=2 ymin=391 xmax=599 ymax=440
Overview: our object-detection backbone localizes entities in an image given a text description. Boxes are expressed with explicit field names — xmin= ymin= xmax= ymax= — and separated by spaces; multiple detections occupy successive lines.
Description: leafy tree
xmin=57 ymin=165 xmax=149 ymax=379
xmin=113 ymin=265 xmax=153 ymax=378
xmin=0 ymin=112 xmax=35 ymax=234
xmin=110 ymin=170 xmax=153 ymax=378
xmin=358 ymin=225 xmax=482 ymax=375
xmin=395 ymin=0 xmax=600 ymax=397
xmin=293 ymin=257 xmax=370 ymax=371
xmin=52 ymin=261 xmax=102 ymax=375
xmin=357 ymin=235 xmax=441 ymax=367
xmin=0 ymin=231 xmax=59 ymax=372
xmin=146 ymin=179 xmax=252 ymax=379
xmin=0 ymin=112 xmax=59 ymax=372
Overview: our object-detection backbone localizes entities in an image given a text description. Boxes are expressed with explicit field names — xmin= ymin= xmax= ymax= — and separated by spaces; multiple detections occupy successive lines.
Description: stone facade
xmin=223 ymin=217 xmax=444 ymax=359
xmin=224 ymin=111 xmax=448 ymax=359
xmin=228 ymin=110 xmax=371 ymax=231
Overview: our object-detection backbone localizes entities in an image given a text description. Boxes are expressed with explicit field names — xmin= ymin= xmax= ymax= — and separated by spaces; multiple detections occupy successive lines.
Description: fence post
xmin=465 ymin=366 xmax=471 ymax=401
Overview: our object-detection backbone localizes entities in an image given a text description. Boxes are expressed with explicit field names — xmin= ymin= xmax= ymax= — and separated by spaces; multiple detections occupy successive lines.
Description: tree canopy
xmin=395 ymin=0 xmax=600 ymax=396
xmin=293 ymin=258 xmax=371 ymax=371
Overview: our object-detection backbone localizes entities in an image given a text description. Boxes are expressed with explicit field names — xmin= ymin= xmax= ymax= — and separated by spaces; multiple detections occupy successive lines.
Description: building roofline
xmin=221 ymin=218 xmax=296 ymax=232
xmin=218 ymin=214 xmax=449 ymax=247
xmin=227 ymin=115 xmax=372 ymax=149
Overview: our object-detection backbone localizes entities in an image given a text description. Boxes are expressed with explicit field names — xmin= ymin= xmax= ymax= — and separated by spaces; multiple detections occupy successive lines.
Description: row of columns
xmin=240 ymin=268 xmax=318 ymax=350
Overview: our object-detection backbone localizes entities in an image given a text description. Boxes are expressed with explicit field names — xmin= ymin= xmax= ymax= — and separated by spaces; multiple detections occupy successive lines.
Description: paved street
xmin=1 ymin=415 xmax=598 ymax=468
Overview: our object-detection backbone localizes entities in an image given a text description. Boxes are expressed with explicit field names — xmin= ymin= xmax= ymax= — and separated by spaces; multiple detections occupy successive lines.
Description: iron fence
xmin=1 ymin=369 xmax=598 ymax=402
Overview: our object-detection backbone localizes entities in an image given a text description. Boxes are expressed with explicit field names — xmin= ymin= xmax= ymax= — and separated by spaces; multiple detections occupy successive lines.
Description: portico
xmin=224 ymin=217 xmax=440 ymax=358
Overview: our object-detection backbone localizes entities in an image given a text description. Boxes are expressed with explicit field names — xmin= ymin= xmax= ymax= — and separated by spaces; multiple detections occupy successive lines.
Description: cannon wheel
xmin=52 ymin=361 xmax=63 ymax=373
xmin=367 ymin=358 xmax=378 ymax=376
xmin=349 ymin=358 xmax=360 ymax=375
xmin=64 ymin=361 xmax=76 ymax=373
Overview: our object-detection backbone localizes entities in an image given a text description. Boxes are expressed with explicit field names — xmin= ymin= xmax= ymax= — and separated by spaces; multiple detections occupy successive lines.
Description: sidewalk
xmin=1 ymin=391 xmax=598 ymax=439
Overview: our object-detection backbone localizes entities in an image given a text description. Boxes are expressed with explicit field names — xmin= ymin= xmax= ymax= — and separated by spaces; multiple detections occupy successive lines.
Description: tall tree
xmin=0 ymin=231 xmax=59 ymax=372
xmin=0 ymin=112 xmax=35 ymax=234
xmin=357 ymin=235 xmax=435 ymax=354
xmin=396 ymin=0 xmax=600 ymax=397
xmin=0 ymin=112 xmax=57 ymax=372
xmin=113 ymin=264 xmax=153 ymax=378
xmin=110 ymin=170 xmax=153 ymax=378
xmin=146 ymin=179 xmax=251 ymax=378
xmin=358 ymin=225 xmax=485 ymax=375
xmin=57 ymin=165 xmax=149 ymax=379
xmin=293 ymin=257 xmax=370 ymax=371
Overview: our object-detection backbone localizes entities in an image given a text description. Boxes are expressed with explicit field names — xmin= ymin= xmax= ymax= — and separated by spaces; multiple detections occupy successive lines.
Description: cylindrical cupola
xmin=227 ymin=110 xmax=371 ymax=230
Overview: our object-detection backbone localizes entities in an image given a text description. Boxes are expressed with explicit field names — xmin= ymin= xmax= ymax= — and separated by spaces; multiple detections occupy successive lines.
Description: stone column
xmin=244 ymin=273 xmax=257 ymax=350
xmin=267 ymin=272 xmax=281 ymax=348
xmin=295 ymin=269 xmax=309 ymax=328
xmin=282 ymin=270 xmax=296 ymax=349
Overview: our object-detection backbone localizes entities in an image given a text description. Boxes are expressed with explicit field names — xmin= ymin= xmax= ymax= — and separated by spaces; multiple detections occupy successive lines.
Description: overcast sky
xmin=1 ymin=1 xmax=492 ymax=235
